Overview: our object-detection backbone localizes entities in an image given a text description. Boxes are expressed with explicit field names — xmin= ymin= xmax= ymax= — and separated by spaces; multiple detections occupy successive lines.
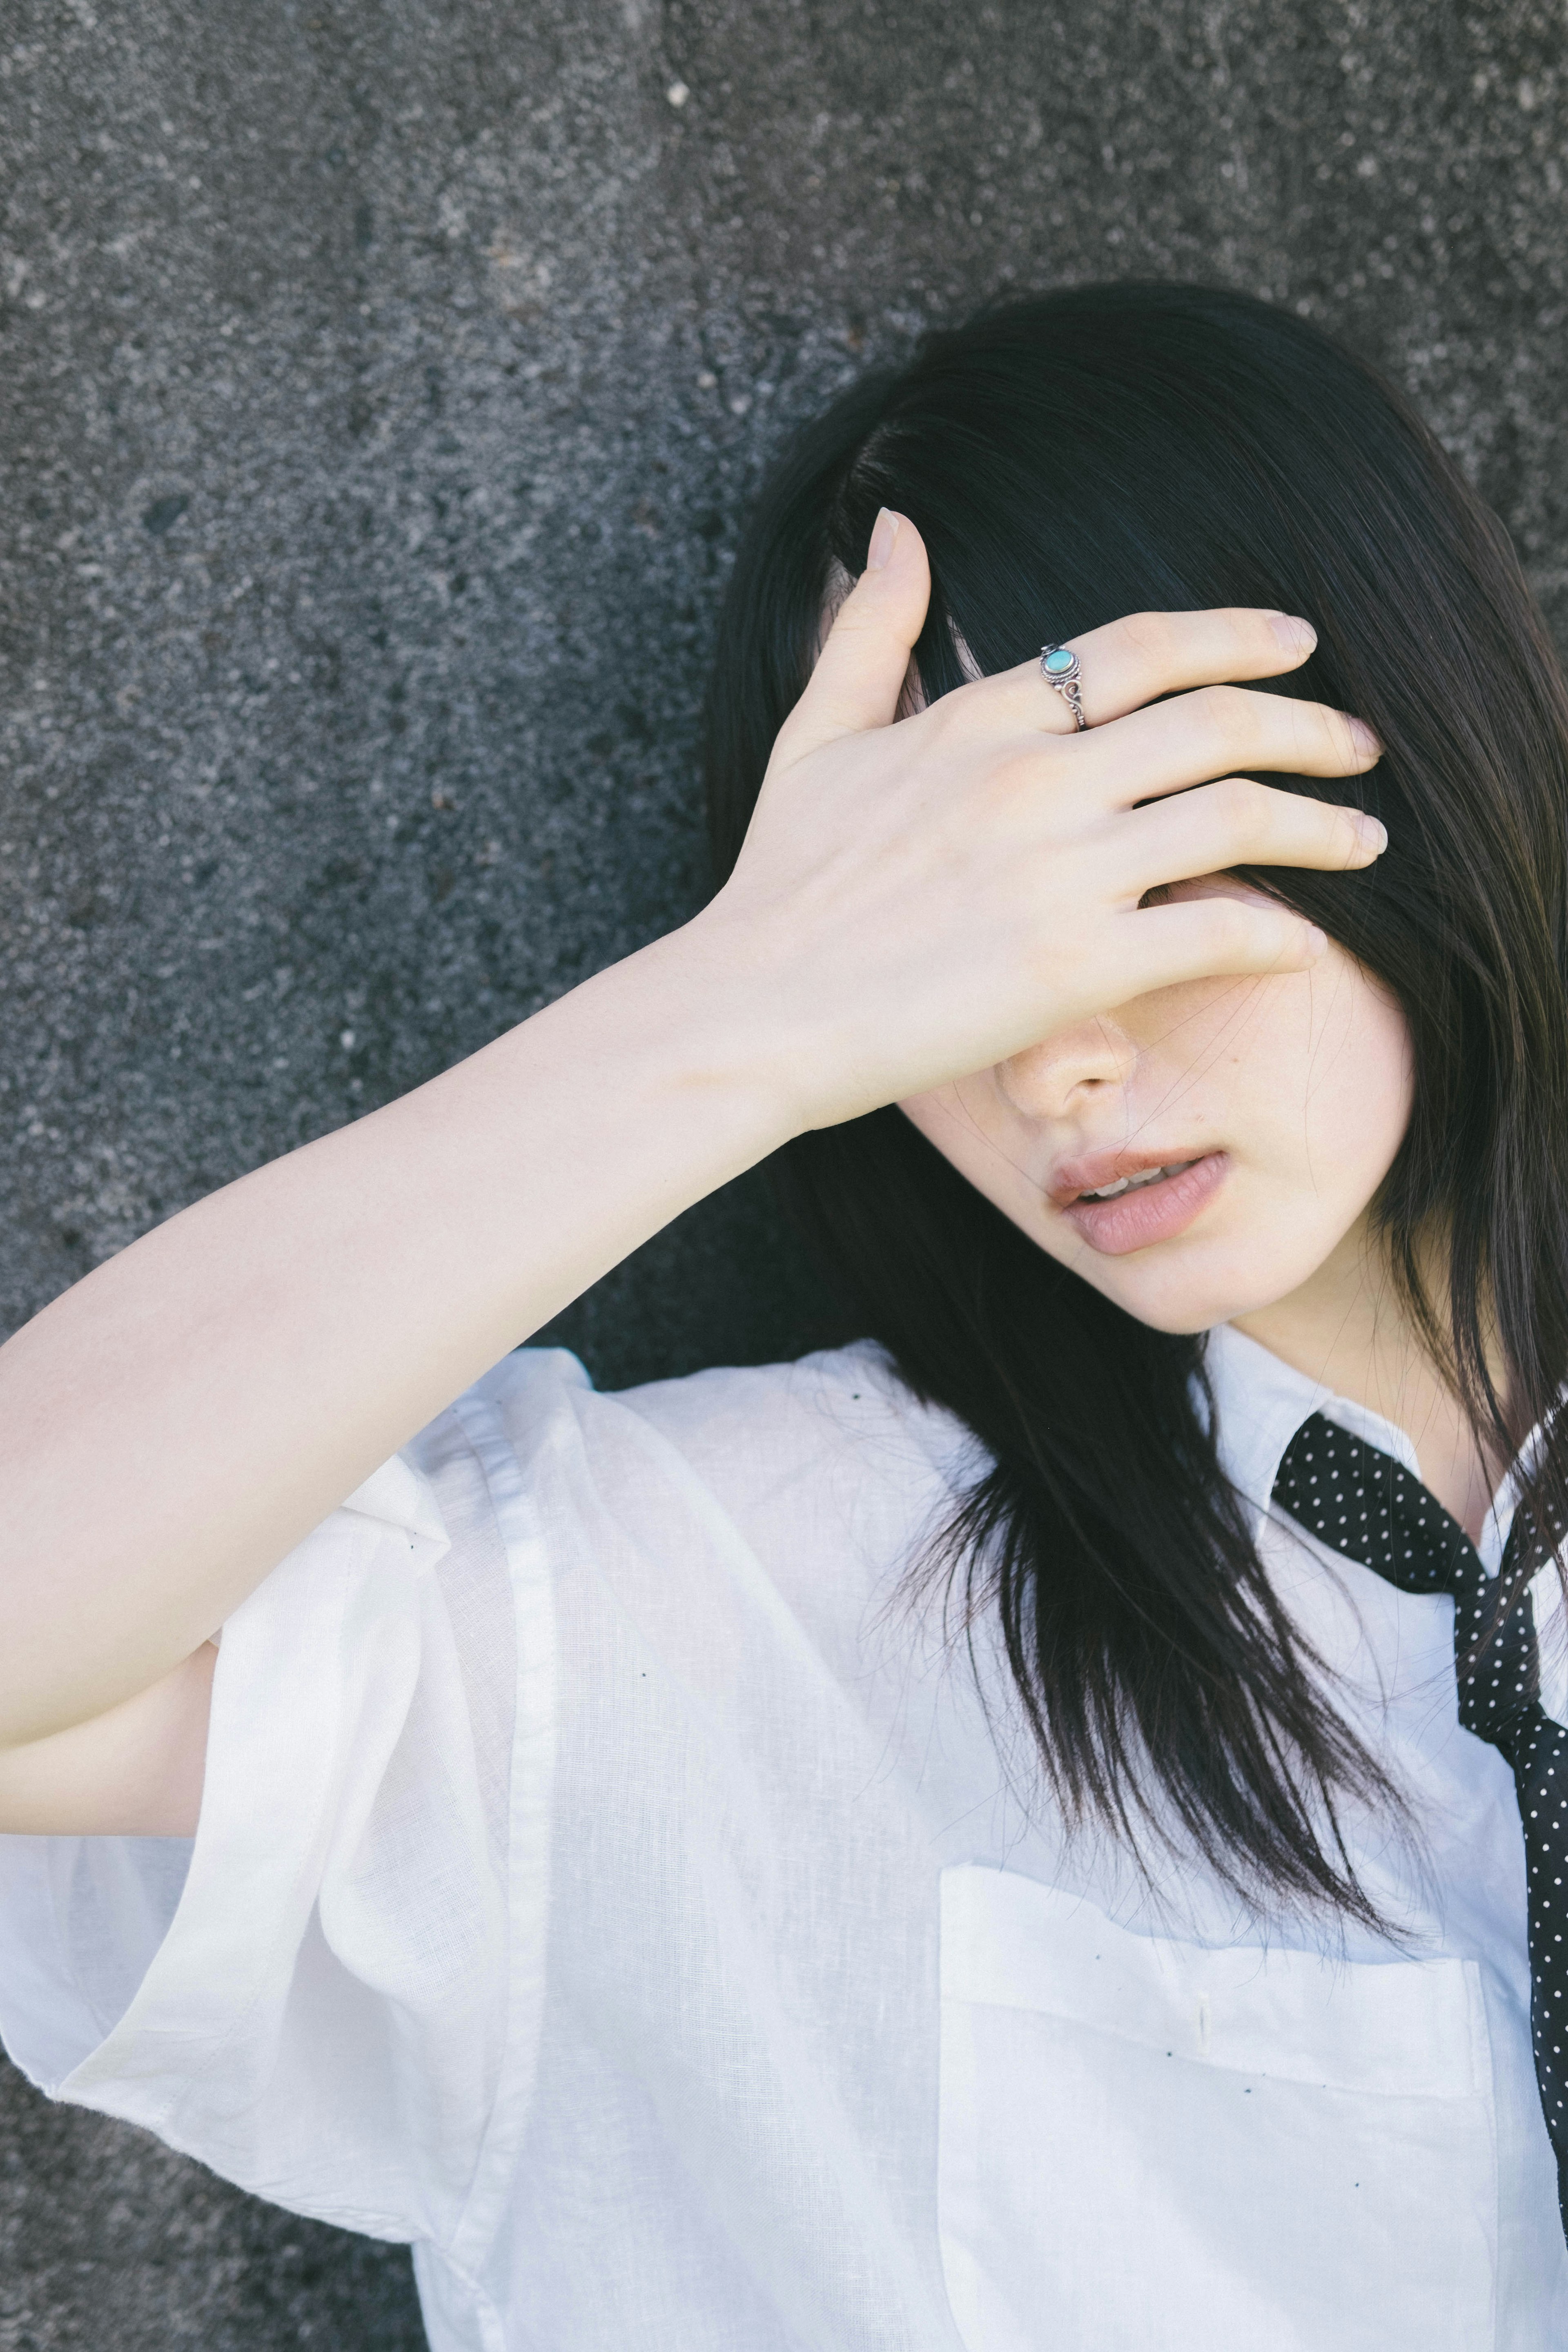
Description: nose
xmin=998 ymin=1016 xmax=1138 ymax=1120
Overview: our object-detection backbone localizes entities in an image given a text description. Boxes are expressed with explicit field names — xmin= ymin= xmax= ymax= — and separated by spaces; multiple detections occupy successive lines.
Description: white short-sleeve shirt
xmin=2 ymin=1324 xmax=1565 ymax=2350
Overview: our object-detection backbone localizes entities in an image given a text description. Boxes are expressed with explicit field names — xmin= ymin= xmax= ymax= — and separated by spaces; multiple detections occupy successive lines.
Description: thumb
xmin=780 ymin=509 xmax=931 ymax=757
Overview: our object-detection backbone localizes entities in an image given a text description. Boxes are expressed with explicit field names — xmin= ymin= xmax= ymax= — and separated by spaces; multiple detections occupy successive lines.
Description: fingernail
xmin=866 ymin=508 xmax=900 ymax=570
xmin=1355 ymin=812 xmax=1388 ymax=855
xmin=1270 ymin=612 xmax=1316 ymax=654
xmin=1349 ymin=716 xmax=1381 ymax=757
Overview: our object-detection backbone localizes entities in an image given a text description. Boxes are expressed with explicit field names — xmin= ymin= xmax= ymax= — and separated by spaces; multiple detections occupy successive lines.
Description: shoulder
xmin=467 ymin=1338 xmax=980 ymax=1540
xmin=616 ymin=1339 xmax=978 ymax=1494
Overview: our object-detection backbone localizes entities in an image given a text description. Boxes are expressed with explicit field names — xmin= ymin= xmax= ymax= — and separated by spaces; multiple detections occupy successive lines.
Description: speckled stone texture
xmin=1 ymin=0 xmax=1565 ymax=2341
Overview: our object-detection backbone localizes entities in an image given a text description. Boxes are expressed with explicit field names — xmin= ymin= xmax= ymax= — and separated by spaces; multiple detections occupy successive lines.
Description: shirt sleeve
xmin=0 ymin=1352 xmax=568 ymax=2252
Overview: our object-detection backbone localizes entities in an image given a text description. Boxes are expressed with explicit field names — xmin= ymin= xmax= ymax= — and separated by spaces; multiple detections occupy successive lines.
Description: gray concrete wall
xmin=2 ymin=0 xmax=1565 ymax=2341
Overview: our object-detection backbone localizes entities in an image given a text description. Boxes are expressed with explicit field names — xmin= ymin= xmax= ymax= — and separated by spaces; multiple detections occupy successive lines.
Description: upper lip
xmin=1047 ymin=1146 xmax=1214 ymax=1207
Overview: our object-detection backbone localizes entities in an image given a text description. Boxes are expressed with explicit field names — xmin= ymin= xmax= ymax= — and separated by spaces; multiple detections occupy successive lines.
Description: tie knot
xmin=1271 ymin=1413 xmax=1476 ymax=1597
xmin=1270 ymin=1410 xmax=1546 ymax=1757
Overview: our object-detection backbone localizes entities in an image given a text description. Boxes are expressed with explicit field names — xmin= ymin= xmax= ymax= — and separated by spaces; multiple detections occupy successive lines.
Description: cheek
xmin=1264 ymin=955 xmax=1414 ymax=1196
xmin=1055 ymin=962 xmax=1412 ymax=1328
xmin=1108 ymin=961 xmax=1413 ymax=1328
xmin=903 ymin=955 xmax=1415 ymax=1332
xmin=1127 ymin=954 xmax=1412 ymax=1187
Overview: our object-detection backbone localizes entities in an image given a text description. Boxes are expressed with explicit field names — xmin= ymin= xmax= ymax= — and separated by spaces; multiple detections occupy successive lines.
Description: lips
xmin=1076 ymin=1158 xmax=1200 ymax=1202
xmin=1052 ymin=1149 xmax=1230 ymax=1256
xmin=1050 ymin=1147 xmax=1207 ymax=1207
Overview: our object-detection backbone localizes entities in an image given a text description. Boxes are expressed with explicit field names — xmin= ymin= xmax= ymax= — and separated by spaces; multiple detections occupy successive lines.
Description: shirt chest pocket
xmin=938 ymin=1864 xmax=1497 ymax=2352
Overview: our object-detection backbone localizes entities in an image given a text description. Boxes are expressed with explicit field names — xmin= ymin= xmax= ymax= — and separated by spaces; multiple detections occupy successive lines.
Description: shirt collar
xmin=1201 ymin=1322 xmax=1523 ymax=1573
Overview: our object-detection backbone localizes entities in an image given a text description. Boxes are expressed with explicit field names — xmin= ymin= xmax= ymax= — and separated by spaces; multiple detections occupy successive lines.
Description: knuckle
xmin=1322 ymin=706 xmax=1361 ymax=763
xmin=825 ymin=598 xmax=877 ymax=646
xmin=927 ymin=695 xmax=968 ymax=748
xmin=1281 ymin=695 xmax=1321 ymax=748
xmin=1194 ymin=683 xmax=1252 ymax=752
xmin=943 ymin=677 xmax=985 ymax=720
xmin=1200 ymin=896 xmax=1255 ymax=956
xmin=1210 ymin=773 xmax=1262 ymax=831
xmin=1119 ymin=609 xmax=1180 ymax=663
xmin=1229 ymin=603 xmax=1281 ymax=647
xmin=995 ymin=747 xmax=1046 ymax=801
xmin=1301 ymin=701 xmax=1350 ymax=766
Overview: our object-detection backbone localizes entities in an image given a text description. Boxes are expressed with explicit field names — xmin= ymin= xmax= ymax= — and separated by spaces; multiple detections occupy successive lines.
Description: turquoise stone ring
xmin=1040 ymin=643 xmax=1087 ymax=729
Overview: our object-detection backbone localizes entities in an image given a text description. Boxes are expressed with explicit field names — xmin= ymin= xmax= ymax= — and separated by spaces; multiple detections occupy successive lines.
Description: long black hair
xmin=704 ymin=282 xmax=1568 ymax=1924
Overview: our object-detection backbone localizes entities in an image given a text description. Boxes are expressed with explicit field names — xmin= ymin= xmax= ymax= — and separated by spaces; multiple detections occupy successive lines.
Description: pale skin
xmin=0 ymin=507 xmax=1476 ymax=1842
xmin=904 ymin=898 xmax=1498 ymax=1541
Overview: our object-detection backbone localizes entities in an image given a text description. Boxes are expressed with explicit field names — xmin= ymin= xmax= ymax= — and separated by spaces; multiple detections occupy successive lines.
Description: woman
xmin=0 ymin=282 xmax=1564 ymax=2347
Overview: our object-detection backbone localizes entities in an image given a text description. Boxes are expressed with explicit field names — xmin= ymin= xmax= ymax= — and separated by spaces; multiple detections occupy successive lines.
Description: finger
xmin=1082 ymin=682 xmax=1380 ymax=807
xmin=1116 ymin=893 xmax=1332 ymax=998
xmin=774 ymin=509 xmax=931 ymax=760
xmin=978 ymin=606 xmax=1324 ymax=737
xmin=1119 ymin=776 xmax=1386 ymax=896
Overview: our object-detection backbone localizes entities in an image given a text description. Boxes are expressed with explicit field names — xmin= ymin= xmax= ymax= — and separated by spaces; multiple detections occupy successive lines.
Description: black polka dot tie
xmin=1273 ymin=1412 xmax=1568 ymax=2237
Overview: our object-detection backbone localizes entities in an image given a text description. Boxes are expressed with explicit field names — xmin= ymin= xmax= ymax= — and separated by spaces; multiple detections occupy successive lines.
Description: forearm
xmin=0 ymin=926 xmax=794 ymax=1747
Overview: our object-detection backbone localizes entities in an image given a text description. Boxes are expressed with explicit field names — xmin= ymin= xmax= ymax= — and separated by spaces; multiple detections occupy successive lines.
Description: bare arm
xmin=0 ymin=1646 xmax=217 ymax=1836
xmin=0 ymin=940 xmax=791 ymax=1754
xmin=0 ymin=518 xmax=1383 ymax=1812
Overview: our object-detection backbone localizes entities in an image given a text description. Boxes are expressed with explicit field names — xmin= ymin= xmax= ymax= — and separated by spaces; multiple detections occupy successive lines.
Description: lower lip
xmin=1060 ymin=1152 xmax=1230 ymax=1255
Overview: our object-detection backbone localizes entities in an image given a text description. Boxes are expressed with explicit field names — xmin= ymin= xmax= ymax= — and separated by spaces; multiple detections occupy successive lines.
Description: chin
xmin=1067 ymin=1227 xmax=1336 ymax=1337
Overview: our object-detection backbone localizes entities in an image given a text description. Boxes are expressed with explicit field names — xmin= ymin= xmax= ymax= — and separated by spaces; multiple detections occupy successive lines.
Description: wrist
xmin=604 ymin=914 xmax=817 ymax=1154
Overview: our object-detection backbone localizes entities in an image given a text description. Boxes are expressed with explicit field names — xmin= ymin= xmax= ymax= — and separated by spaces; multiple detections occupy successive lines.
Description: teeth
xmin=1080 ymin=1160 xmax=1196 ymax=1202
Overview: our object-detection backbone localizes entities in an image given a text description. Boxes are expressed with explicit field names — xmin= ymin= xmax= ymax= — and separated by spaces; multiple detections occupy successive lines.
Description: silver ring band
xmin=1040 ymin=643 xmax=1087 ymax=729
